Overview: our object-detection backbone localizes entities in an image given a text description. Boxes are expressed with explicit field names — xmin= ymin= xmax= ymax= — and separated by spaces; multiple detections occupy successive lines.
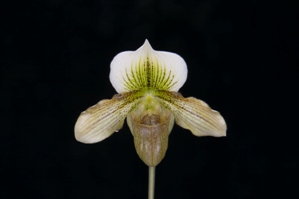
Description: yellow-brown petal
xmin=75 ymin=92 xmax=143 ymax=143
xmin=155 ymin=91 xmax=227 ymax=137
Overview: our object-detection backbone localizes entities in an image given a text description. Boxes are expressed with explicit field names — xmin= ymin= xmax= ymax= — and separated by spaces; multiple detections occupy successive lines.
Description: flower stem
xmin=148 ymin=166 xmax=156 ymax=199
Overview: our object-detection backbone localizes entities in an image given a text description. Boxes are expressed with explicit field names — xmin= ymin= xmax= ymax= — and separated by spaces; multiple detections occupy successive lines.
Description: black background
xmin=1 ymin=0 xmax=298 ymax=198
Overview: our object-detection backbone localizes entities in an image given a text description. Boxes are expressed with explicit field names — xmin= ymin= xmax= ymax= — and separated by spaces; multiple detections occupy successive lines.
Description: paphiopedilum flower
xmin=75 ymin=40 xmax=226 ymax=167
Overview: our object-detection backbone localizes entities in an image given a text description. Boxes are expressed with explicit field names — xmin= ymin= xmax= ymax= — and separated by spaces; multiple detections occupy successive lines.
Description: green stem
xmin=148 ymin=166 xmax=156 ymax=199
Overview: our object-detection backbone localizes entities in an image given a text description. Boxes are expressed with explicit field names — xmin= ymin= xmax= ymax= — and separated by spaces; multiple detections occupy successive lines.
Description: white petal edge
xmin=109 ymin=39 xmax=187 ymax=93
xmin=74 ymin=92 xmax=142 ymax=144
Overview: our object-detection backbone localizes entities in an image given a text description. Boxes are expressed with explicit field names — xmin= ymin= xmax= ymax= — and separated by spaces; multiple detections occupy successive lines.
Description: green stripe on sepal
xmin=110 ymin=40 xmax=187 ymax=93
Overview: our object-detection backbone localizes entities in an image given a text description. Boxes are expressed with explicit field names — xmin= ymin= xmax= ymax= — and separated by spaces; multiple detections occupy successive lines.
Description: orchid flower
xmin=74 ymin=40 xmax=226 ymax=167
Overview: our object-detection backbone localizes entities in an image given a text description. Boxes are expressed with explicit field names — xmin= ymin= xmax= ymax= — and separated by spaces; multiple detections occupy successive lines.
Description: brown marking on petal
xmin=75 ymin=91 xmax=145 ymax=144
xmin=153 ymin=90 xmax=226 ymax=137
